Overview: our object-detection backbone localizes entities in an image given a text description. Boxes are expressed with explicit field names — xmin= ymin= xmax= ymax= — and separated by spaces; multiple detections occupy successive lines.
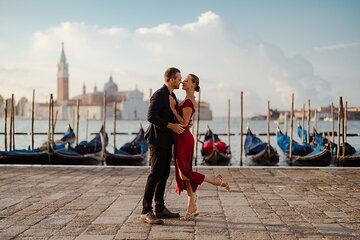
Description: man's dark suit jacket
xmin=144 ymin=84 xmax=177 ymax=149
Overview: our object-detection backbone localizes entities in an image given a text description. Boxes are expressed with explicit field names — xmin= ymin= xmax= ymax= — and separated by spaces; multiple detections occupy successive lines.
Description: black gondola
xmin=201 ymin=126 xmax=231 ymax=165
xmin=0 ymin=148 xmax=50 ymax=165
xmin=244 ymin=127 xmax=279 ymax=166
xmin=105 ymin=125 xmax=148 ymax=166
xmin=290 ymin=128 xmax=331 ymax=166
xmin=339 ymin=152 xmax=360 ymax=167
xmin=291 ymin=147 xmax=332 ymax=166
xmin=0 ymin=125 xmax=75 ymax=165
xmin=277 ymin=127 xmax=313 ymax=157
xmin=50 ymin=126 xmax=107 ymax=165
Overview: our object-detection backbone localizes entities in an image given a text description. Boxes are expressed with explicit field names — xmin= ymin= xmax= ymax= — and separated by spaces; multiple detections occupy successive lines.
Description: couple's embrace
xmin=140 ymin=67 xmax=230 ymax=224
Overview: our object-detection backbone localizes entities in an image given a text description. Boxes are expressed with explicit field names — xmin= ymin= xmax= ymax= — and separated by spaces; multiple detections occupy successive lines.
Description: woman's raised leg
xmin=203 ymin=174 xmax=230 ymax=191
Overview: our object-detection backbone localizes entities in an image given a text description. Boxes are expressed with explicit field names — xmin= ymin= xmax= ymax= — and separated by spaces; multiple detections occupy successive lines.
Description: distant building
xmin=22 ymin=43 xmax=148 ymax=121
xmin=57 ymin=42 xmax=69 ymax=105
xmin=14 ymin=43 xmax=213 ymax=121
xmin=194 ymin=101 xmax=212 ymax=120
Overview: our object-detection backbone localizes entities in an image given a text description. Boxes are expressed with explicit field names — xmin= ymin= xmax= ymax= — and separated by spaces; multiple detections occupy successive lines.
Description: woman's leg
xmin=203 ymin=174 xmax=230 ymax=191
xmin=180 ymin=180 xmax=198 ymax=220
xmin=185 ymin=180 xmax=197 ymax=213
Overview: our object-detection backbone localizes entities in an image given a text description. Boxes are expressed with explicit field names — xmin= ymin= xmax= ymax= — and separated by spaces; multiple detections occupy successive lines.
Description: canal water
xmin=1 ymin=117 xmax=359 ymax=166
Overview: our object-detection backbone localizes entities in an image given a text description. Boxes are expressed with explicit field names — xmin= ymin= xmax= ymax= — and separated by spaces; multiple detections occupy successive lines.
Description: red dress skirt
xmin=174 ymin=99 xmax=205 ymax=195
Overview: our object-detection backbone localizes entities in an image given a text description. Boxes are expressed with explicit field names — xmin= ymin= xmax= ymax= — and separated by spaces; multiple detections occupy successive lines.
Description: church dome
xmin=103 ymin=75 xmax=118 ymax=93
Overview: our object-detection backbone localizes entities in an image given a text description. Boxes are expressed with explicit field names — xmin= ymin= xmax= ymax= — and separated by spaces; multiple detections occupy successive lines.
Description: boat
xmin=290 ymin=131 xmax=331 ymax=166
xmin=329 ymin=140 xmax=358 ymax=166
xmin=276 ymin=127 xmax=313 ymax=157
xmin=291 ymin=147 xmax=331 ymax=166
xmin=244 ymin=127 xmax=279 ymax=166
xmin=0 ymin=125 xmax=76 ymax=165
xmin=0 ymin=148 xmax=50 ymax=165
xmin=50 ymin=126 xmax=107 ymax=165
xmin=201 ymin=126 xmax=231 ymax=165
xmin=105 ymin=125 xmax=148 ymax=166
xmin=339 ymin=151 xmax=360 ymax=167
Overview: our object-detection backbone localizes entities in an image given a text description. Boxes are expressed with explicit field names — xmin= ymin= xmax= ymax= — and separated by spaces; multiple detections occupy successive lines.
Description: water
xmin=1 ymin=117 xmax=360 ymax=166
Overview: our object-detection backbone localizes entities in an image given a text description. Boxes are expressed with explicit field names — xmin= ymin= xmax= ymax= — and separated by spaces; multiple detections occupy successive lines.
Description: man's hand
xmin=167 ymin=123 xmax=184 ymax=134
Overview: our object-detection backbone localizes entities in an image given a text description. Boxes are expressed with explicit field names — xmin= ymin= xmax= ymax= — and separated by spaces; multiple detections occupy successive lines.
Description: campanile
xmin=57 ymin=42 xmax=69 ymax=104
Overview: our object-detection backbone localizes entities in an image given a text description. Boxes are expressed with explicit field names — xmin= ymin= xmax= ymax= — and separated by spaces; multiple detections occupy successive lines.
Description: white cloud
xmin=0 ymin=11 xmax=332 ymax=116
xmin=312 ymin=42 xmax=360 ymax=52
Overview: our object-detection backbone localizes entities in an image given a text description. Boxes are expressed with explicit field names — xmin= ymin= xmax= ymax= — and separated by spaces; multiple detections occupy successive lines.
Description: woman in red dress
xmin=169 ymin=74 xmax=230 ymax=221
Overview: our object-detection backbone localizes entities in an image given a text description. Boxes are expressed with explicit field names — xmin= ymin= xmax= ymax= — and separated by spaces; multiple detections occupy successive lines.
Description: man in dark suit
xmin=140 ymin=67 xmax=184 ymax=224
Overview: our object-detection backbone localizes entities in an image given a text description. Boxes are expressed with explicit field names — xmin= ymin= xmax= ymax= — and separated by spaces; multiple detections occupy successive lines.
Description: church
xmin=24 ymin=43 xmax=148 ymax=120
xmin=21 ymin=43 xmax=212 ymax=121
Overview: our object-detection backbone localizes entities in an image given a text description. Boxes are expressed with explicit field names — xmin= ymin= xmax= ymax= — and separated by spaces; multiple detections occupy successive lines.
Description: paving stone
xmin=0 ymin=166 xmax=359 ymax=239
xmin=0 ymin=225 xmax=29 ymax=238
xmin=57 ymin=225 xmax=87 ymax=236
xmin=230 ymin=230 xmax=271 ymax=239
xmin=84 ymin=224 xmax=120 ymax=235
xmin=195 ymin=235 xmax=230 ymax=240
xmin=75 ymin=234 xmax=114 ymax=240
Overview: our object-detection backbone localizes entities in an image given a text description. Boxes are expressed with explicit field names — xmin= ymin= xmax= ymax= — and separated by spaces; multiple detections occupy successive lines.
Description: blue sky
xmin=1 ymin=0 xmax=360 ymax=116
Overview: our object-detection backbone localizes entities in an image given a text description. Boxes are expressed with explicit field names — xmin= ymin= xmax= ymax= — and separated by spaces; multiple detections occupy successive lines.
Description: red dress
xmin=174 ymin=99 xmax=205 ymax=195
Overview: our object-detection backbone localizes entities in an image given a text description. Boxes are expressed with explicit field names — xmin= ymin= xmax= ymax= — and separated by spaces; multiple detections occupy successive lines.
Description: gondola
xmin=276 ymin=127 xmax=313 ymax=157
xmin=105 ymin=125 xmax=148 ymax=166
xmin=50 ymin=126 xmax=107 ymax=165
xmin=201 ymin=126 xmax=231 ymax=165
xmin=0 ymin=148 xmax=50 ymax=165
xmin=290 ymin=128 xmax=331 ymax=166
xmin=339 ymin=152 xmax=360 ymax=167
xmin=330 ymin=142 xmax=356 ymax=157
xmin=244 ymin=127 xmax=279 ymax=166
xmin=0 ymin=125 xmax=75 ymax=165
xmin=291 ymin=147 xmax=331 ymax=166
xmin=332 ymin=141 xmax=359 ymax=167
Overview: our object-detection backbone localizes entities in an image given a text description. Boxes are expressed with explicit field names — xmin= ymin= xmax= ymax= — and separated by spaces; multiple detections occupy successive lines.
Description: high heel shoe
xmin=191 ymin=211 xmax=199 ymax=217
xmin=215 ymin=174 xmax=230 ymax=192
xmin=180 ymin=211 xmax=195 ymax=221
xmin=180 ymin=208 xmax=200 ymax=221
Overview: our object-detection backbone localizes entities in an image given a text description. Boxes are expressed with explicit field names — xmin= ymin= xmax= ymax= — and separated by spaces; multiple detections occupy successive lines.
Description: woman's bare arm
xmin=169 ymin=96 xmax=193 ymax=126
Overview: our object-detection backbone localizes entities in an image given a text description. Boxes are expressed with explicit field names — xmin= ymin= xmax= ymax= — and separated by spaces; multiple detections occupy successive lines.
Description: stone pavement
xmin=0 ymin=166 xmax=359 ymax=240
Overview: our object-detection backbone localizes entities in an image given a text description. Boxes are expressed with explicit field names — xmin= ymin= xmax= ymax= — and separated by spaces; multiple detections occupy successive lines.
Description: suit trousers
xmin=142 ymin=144 xmax=172 ymax=214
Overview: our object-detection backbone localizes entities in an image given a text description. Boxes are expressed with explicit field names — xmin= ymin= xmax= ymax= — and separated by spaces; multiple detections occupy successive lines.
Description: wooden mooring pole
xmin=10 ymin=94 xmax=15 ymax=150
xmin=4 ymin=100 xmax=7 ymax=151
xmin=314 ymin=108 xmax=317 ymax=130
xmin=337 ymin=97 xmax=341 ymax=163
xmin=341 ymin=98 xmax=345 ymax=159
xmin=194 ymin=89 xmax=201 ymax=166
xmin=302 ymin=104 xmax=305 ymax=143
xmin=113 ymin=102 xmax=117 ymax=148
xmin=101 ymin=92 xmax=107 ymax=163
xmin=76 ymin=99 xmax=80 ymax=145
xmin=307 ymin=99 xmax=311 ymax=144
xmin=344 ymin=101 xmax=348 ymax=144
xmin=227 ymin=99 xmax=231 ymax=148
xmin=31 ymin=90 xmax=35 ymax=150
xmin=267 ymin=101 xmax=270 ymax=146
xmin=240 ymin=91 xmax=243 ymax=166
xmin=289 ymin=93 xmax=294 ymax=163
xmin=331 ymin=103 xmax=334 ymax=143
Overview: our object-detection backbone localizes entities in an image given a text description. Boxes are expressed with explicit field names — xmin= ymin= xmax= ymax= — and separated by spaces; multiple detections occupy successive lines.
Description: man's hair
xmin=164 ymin=67 xmax=180 ymax=82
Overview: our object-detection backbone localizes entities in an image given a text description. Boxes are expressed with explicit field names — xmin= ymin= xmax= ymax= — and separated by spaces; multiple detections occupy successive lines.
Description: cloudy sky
xmin=0 ymin=0 xmax=359 ymax=117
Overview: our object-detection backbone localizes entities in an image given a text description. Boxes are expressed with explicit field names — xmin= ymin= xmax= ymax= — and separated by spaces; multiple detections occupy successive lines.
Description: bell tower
xmin=57 ymin=42 xmax=69 ymax=104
